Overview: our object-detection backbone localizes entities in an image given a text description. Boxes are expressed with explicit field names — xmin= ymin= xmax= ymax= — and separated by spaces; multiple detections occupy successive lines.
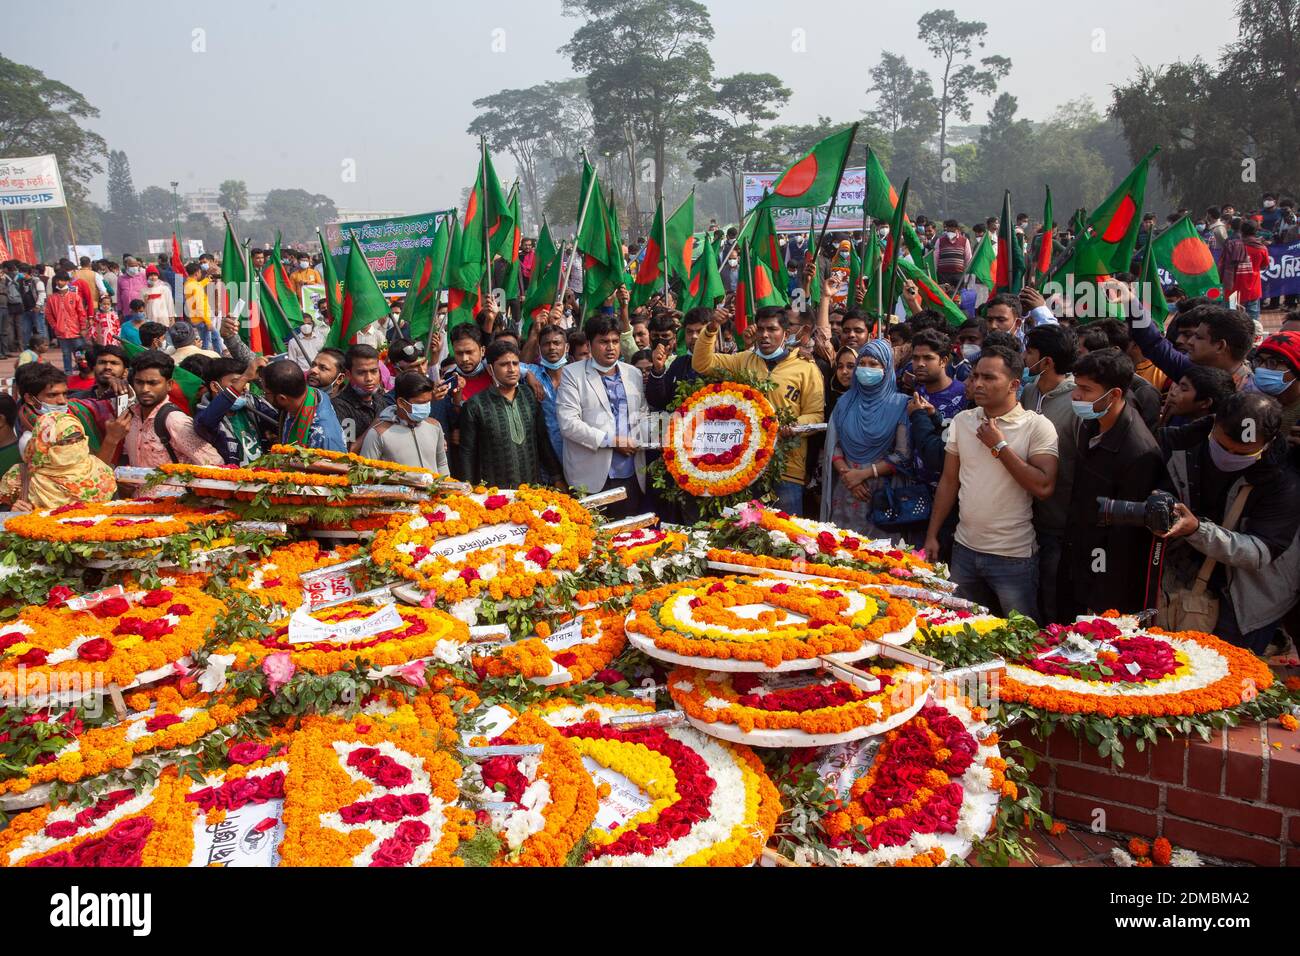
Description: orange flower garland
xmin=221 ymin=601 xmax=468 ymax=676
xmin=0 ymin=586 xmax=224 ymax=699
xmin=265 ymin=444 xmax=444 ymax=478
xmin=471 ymin=612 xmax=626 ymax=686
xmin=625 ymin=576 xmax=916 ymax=668
xmin=156 ymin=463 xmax=351 ymax=488
xmin=369 ymin=487 xmax=595 ymax=601
xmin=1000 ymin=626 xmax=1275 ymax=718
xmin=231 ymin=540 xmax=363 ymax=613
xmin=4 ymin=500 xmax=238 ymax=544
xmin=0 ymin=687 xmax=258 ymax=798
xmin=663 ymin=383 xmax=779 ymax=497
xmin=668 ymin=663 xmax=931 ymax=737
xmin=706 ymin=548 xmax=921 ymax=590
xmin=610 ymin=527 xmax=688 ymax=567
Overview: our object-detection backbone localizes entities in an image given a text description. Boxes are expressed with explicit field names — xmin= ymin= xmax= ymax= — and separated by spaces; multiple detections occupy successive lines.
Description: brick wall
xmin=1006 ymin=718 xmax=1300 ymax=866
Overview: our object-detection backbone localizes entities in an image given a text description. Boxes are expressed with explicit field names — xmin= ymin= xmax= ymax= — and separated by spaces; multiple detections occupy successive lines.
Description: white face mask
xmin=877 ymin=228 xmax=889 ymax=239
xmin=298 ymin=261 xmax=310 ymax=270
xmin=944 ymin=231 xmax=956 ymax=240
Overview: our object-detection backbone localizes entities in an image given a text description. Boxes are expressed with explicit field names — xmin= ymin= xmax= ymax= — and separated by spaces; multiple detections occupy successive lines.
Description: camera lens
xmin=1096 ymin=497 xmax=1150 ymax=528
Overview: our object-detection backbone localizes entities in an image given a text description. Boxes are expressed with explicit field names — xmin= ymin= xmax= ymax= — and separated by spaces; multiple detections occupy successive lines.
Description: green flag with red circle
xmin=1067 ymin=147 xmax=1159 ymax=278
xmin=1151 ymin=214 xmax=1222 ymax=301
xmin=764 ymin=125 xmax=857 ymax=210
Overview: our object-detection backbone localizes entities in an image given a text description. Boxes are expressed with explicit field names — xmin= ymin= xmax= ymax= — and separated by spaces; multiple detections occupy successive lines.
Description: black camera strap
xmin=1142 ymin=534 xmax=1166 ymax=611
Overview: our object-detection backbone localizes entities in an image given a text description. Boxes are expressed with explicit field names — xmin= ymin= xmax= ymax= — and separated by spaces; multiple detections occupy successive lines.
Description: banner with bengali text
xmin=324 ymin=210 xmax=453 ymax=296
xmin=742 ymin=168 xmax=867 ymax=234
xmin=1262 ymin=241 xmax=1300 ymax=298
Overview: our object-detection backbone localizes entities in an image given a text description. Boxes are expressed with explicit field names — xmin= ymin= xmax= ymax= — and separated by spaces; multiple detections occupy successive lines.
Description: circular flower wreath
xmin=609 ymin=526 xmax=688 ymax=567
xmin=999 ymin=617 xmax=1275 ymax=718
xmin=0 ymin=586 xmax=224 ymax=699
xmin=668 ymin=662 xmax=931 ymax=742
xmin=370 ymin=487 xmax=596 ymax=602
xmin=915 ymin=607 xmax=1007 ymax=640
xmin=4 ymin=500 xmax=237 ymax=546
xmin=471 ymin=611 xmax=626 ymax=687
xmin=625 ymin=576 xmax=917 ymax=669
xmin=222 ymin=601 xmax=468 ymax=677
xmin=663 ymin=382 xmax=780 ymax=498
xmin=0 ymin=686 xmax=258 ymax=799
xmin=536 ymin=695 xmax=781 ymax=867
xmin=231 ymin=540 xmax=364 ymax=614
xmin=808 ymin=695 xmax=1005 ymax=867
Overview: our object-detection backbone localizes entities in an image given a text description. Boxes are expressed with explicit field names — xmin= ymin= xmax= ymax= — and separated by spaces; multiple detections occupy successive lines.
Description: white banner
xmin=287 ymin=603 xmax=403 ymax=644
xmin=426 ymin=523 xmax=528 ymax=561
xmin=0 ymin=154 xmax=67 ymax=209
xmin=742 ymin=167 xmax=867 ymax=234
xmin=147 ymin=239 xmax=168 ymax=255
xmin=67 ymin=244 xmax=102 ymax=262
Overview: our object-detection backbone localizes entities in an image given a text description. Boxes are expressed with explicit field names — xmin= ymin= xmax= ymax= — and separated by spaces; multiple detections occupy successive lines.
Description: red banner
xmin=8 ymin=229 xmax=35 ymax=264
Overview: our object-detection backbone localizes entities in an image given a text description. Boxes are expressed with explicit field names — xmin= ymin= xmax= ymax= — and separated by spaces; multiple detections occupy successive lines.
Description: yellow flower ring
xmin=625 ymin=576 xmax=918 ymax=670
xmin=609 ymin=527 xmax=688 ymax=567
xmin=231 ymin=540 xmax=364 ymax=614
xmin=664 ymin=383 xmax=779 ymax=497
xmin=221 ymin=601 xmax=468 ymax=676
xmin=471 ymin=611 xmax=627 ymax=687
xmin=369 ymin=487 xmax=596 ymax=602
xmin=0 ymin=686 xmax=258 ymax=800
xmin=915 ymin=608 xmax=1007 ymax=642
xmin=0 ymin=586 xmax=224 ymax=700
xmin=537 ymin=695 xmax=780 ymax=867
xmin=668 ymin=662 xmax=932 ymax=746
xmin=4 ymin=499 xmax=238 ymax=546
xmin=999 ymin=622 xmax=1275 ymax=718
xmin=813 ymin=693 xmax=1004 ymax=868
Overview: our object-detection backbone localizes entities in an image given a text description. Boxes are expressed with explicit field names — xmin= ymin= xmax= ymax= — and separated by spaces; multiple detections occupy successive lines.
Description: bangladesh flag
xmin=630 ymin=191 xmax=696 ymax=309
xmin=1152 ymin=215 xmax=1222 ymax=300
xmin=682 ymin=232 xmax=725 ymax=311
xmin=1069 ymin=147 xmax=1159 ymax=277
xmin=1033 ymin=186 xmax=1055 ymax=285
xmin=324 ymin=233 xmax=389 ymax=349
xmin=316 ymin=229 xmax=341 ymax=322
xmin=1138 ymin=231 xmax=1170 ymax=331
xmin=405 ymin=214 xmax=453 ymax=346
xmin=896 ymin=256 xmax=967 ymax=328
xmin=264 ymin=235 xmax=304 ymax=326
xmin=881 ymin=178 xmax=910 ymax=316
xmin=865 ymin=146 xmax=926 ymax=265
xmin=576 ymin=161 xmax=623 ymax=313
xmin=459 ymin=143 xmax=514 ymax=296
xmin=765 ymin=124 xmax=857 ymax=210
xmin=734 ymin=239 xmax=784 ymax=336
xmin=848 ymin=233 xmax=879 ymax=310
xmin=521 ymin=220 xmax=560 ymax=332
xmin=446 ymin=215 xmax=483 ymax=329
xmin=965 ymin=232 xmax=995 ymax=289
xmin=994 ymin=191 xmax=1025 ymax=294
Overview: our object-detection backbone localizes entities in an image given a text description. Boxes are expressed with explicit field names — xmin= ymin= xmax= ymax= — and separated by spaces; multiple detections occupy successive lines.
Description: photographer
xmin=1156 ymin=391 xmax=1300 ymax=652
xmin=1059 ymin=349 xmax=1164 ymax=619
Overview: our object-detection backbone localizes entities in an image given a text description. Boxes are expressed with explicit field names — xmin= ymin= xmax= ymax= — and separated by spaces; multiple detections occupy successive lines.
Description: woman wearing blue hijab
xmin=820 ymin=338 xmax=911 ymax=535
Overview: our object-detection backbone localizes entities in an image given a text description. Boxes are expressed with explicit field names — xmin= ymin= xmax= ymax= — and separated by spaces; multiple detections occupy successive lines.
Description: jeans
xmin=21 ymin=310 xmax=46 ymax=348
xmin=949 ymin=541 xmax=1041 ymax=621
xmin=0 ymin=310 xmax=19 ymax=354
xmin=1035 ymin=529 xmax=1064 ymax=625
xmin=775 ymin=480 xmax=804 ymax=517
xmin=1216 ymin=594 xmax=1278 ymax=655
xmin=58 ymin=336 xmax=84 ymax=373
xmin=198 ymin=323 xmax=221 ymax=353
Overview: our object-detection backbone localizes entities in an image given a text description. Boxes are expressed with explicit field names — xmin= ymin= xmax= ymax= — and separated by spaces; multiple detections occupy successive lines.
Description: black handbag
xmin=869 ymin=461 xmax=933 ymax=529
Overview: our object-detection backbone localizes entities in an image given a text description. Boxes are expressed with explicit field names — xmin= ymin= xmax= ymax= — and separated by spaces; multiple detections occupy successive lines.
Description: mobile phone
xmin=114 ymin=393 xmax=131 ymax=416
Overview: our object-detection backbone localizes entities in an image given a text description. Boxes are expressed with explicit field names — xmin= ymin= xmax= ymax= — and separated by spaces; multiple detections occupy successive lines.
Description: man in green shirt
xmin=459 ymin=340 xmax=561 ymax=488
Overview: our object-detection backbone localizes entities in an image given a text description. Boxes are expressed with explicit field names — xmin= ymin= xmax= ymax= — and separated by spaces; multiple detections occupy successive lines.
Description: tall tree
xmin=104 ymin=150 xmax=143 ymax=255
xmin=218 ymin=180 xmax=249 ymax=220
xmin=689 ymin=72 xmax=791 ymax=221
xmin=256 ymin=189 xmax=338 ymax=245
xmin=866 ymin=53 xmax=938 ymax=137
xmin=916 ymin=9 xmax=1011 ymax=215
xmin=562 ymin=0 xmax=715 ymax=227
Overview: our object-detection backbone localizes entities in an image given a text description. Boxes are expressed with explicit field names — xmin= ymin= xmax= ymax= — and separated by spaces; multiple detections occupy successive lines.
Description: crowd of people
xmin=0 ymin=187 xmax=1296 ymax=659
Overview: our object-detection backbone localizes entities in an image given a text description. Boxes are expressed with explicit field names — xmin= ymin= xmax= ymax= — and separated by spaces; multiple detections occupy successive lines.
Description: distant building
xmin=335 ymin=208 xmax=410 ymax=223
xmin=184 ymin=188 xmax=268 ymax=224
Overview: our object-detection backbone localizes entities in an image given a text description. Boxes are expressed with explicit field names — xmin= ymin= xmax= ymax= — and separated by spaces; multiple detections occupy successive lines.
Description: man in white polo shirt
xmin=924 ymin=344 xmax=1059 ymax=620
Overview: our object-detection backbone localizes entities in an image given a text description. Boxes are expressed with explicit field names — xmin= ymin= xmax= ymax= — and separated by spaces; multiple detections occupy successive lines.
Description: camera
xmin=1096 ymin=490 xmax=1178 ymax=535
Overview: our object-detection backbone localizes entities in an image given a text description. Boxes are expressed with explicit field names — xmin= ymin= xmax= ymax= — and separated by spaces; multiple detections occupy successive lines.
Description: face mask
xmin=728 ymin=258 xmax=738 ymax=267
xmin=127 ymin=266 xmax=142 ymax=276
xmin=1264 ymin=200 xmax=1276 ymax=209
xmin=1021 ymin=357 xmax=1045 ymax=385
xmin=404 ymin=401 xmax=431 ymax=422
xmin=541 ymin=355 xmax=567 ymax=371
xmin=462 ymin=357 xmax=486 ymax=377
xmin=301 ymin=324 xmax=314 ymax=337
xmin=54 ymin=285 xmax=67 ymax=294
xmin=855 ymin=366 xmax=885 ymax=388
xmin=592 ymin=357 xmax=619 ymax=374
xmin=298 ymin=261 xmax=310 ymax=270
xmin=35 ymin=401 xmax=67 ymax=417
xmin=1253 ymin=367 xmax=1292 ymax=395
xmin=1208 ymin=434 xmax=1263 ymax=472
xmin=756 ymin=342 xmax=787 ymax=362
xmin=877 ymin=228 xmax=889 ymax=239
xmin=960 ymin=343 xmax=981 ymax=363
xmin=1070 ymin=395 xmax=1113 ymax=421
xmin=944 ymin=231 xmax=956 ymax=240
xmin=230 ymin=394 xmax=248 ymax=411
xmin=147 ymin=278 xmax=158 ymax=287
xmin=200 ymin=262 xmax=209 ymax=272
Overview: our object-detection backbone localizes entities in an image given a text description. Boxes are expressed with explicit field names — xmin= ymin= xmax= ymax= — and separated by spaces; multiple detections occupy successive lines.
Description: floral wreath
xmin=662 ymin=382 xmax=780 ymax=499
xmin=0 ymin=685 xmax=258 ymax=799
xmin=369 ymin=487 xmax=595 ymax=604
xmin=808 ymin=695 xmax=1006 ymax=867
xmin=609 ymin=526 xmax=687 ymax=567
xmin=471 ymin=611 xmax=626 ymax=687
xmin=221 ymin=601 xmax=468 ymax=677
xmin=625 ymin=576 xmax=917 ymax=669
xmin=668 ymin=662 xmax=931 ymax=739
xmin=3 ymin=500 xmax=238 ymax=545
xmin=470 ymin=710 xmax=597 ymax=867
xmin=999 ymin=617 xmax=1275 ymax=718
xmin=537 ymin=695 xmax=781 ymax=867
xmin=260 ymin=444 xmax=448 ymax=482
xmin=231 ymin=540 xmax=364 ymax=614
xmin=0 ymin=586 xmax=225 ymax=700
xmin=916 ymin=607 xmax=1007 ymax=640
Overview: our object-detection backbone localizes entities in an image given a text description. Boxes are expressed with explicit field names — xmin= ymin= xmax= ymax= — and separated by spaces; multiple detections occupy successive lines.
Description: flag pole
xmin=660 ymin=196 xmax=670 ymax=304
xmin=882 ymin=178 xmax=910 ymax=323
xmin=857 ymin=147 xmax=870 ymax=311
xmin=479 ymin=135 xmax=493 ymax=311
xmin=425 ymin=209 xmax=459 ymax=365
xmin=557 ymin=149 xmax=598 ymax=306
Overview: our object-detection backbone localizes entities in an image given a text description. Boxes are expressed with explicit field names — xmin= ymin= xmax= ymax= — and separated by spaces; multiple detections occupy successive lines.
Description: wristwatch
xmin=990 ymin=440 xmax=1009 ymax=458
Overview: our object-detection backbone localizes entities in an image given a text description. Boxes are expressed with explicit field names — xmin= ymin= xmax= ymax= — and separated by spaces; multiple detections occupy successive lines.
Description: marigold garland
xmin=156 ymin=463 xmax=351 ymax=488
xmin=626 ymin=576 xmax=916 ymax=668
xmin=471 ymin=612 xmax=626 ymax=687
xmin=230 ymin=541 xmax=363 ymax=613
xmin=264 ymin=444 xmax=444 ymax=479
xmin=369 ymin=487 xmax=595 ymax=602
xmin=663 ymin=383 xmax=778 ymax=497
xmin=4 ymin=500 xmax=237 ymax=544
xmin=609 ymin=527 xmax=688 ymax=567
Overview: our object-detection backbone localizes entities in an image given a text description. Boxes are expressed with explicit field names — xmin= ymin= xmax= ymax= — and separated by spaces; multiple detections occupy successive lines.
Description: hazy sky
xmin=11 ymin=0 xmax=1236 ymax=214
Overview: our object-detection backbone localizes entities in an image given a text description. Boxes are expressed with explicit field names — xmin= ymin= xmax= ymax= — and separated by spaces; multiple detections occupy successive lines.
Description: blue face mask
xmin=1021 ymin=358 xmax=1045 ymax=385
xmin=230 ymin=394 xmax=248 ymax=411
xmin=756 ymin=340 xmax=787 ymax=362
xmin=1070 ymin=395 xmax=1113 ymax=421
xmin=1253 ymin=367 xmax=1292 ymax=395
xmin=540 ymin=355 xmax=567 ymax=371
xmin=855 ymin=366 xmax=885 ymax=388
xmin=405 ymin=401 xmax=432 ymax=423
xmin=1208 ymin=434 xmax=1262 ymax=472
xmin=36 ymin=401 xmax=67 ymax=417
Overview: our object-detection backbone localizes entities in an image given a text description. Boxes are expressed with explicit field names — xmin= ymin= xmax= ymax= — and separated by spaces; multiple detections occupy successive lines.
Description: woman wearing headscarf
xmin=0 ymin=411 xmax=117 ymax=511
xmin=820 ymin=338 xmax=911 ymax=536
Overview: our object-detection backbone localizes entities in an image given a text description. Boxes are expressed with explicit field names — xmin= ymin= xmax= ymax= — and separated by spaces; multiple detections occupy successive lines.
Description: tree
xmin=255 ymin=189 xmax=339 ymax=245
xmin=469 ymin=80 xmax=595 ymax=232
xmin=562 ymin=0 xmax=715 ymax=225
xmin=103 ymin=150 xmax=143 ymax=255
xmin=917 ymin=9 xmax=1011 ymax=215
xmin=218 ymin=180 xmax=249 ymax=220
xmin=689 ymin=72 xmax=791 ymax=221
xmin=137 ymin=186 xmax=176 ymax=241
xmin=969 ymin=94 xmax=1035 ymax=213
xmin=866 ymin=53 xmax=939 ymax=137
